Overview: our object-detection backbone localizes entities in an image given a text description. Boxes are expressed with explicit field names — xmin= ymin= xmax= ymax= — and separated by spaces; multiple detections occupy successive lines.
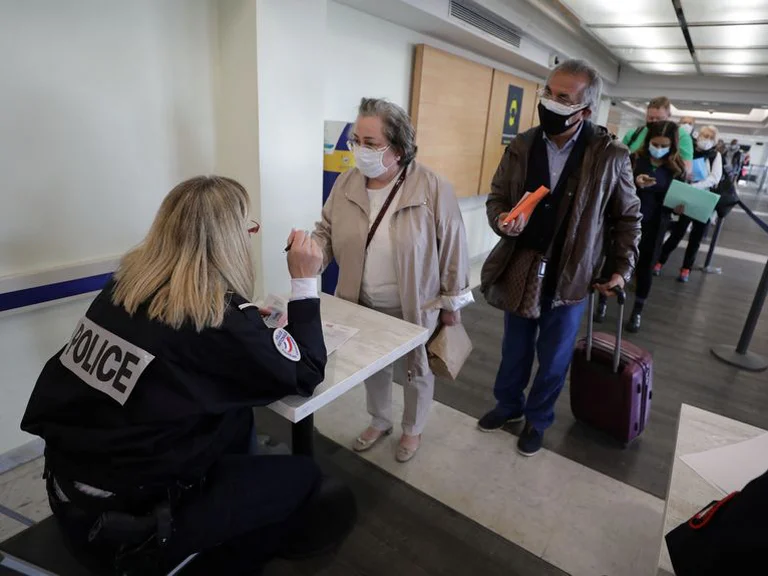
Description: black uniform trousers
xmin=49 ymin=416 xmax=356 ymax=575
xmin=659 ymin=215 xmax=709 ymax=271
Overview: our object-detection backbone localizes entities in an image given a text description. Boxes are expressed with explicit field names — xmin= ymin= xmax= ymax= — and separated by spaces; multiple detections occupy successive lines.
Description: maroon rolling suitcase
xmin=570 ymin=289 xmax=653 ymax=446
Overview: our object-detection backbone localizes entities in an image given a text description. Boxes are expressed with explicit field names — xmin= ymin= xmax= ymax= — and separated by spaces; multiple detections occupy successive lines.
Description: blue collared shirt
xmin=542 ymin=122 xmax=584 ymax=190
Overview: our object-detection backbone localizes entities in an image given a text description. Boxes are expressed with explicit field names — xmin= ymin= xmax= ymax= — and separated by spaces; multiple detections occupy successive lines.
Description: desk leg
xmin=292 ymin=415 xmax=315 ymax=457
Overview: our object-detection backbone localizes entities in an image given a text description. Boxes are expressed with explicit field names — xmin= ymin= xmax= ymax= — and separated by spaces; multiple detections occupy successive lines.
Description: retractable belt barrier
xmin=711 ymin=201 xmax=768 ymax=372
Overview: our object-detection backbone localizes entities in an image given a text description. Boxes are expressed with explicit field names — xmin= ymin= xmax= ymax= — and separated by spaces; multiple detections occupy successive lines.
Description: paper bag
xmin=427 ymin=324 xmax=473 ymax=380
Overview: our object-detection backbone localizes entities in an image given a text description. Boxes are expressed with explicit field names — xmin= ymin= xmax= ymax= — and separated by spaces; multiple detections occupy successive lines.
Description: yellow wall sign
xmin=501 ymin=84 xmax=524 ymax=145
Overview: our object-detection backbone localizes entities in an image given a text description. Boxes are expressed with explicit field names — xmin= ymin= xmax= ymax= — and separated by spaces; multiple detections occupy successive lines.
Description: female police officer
xmin=20 ymin=176 xmax=355 ymax=575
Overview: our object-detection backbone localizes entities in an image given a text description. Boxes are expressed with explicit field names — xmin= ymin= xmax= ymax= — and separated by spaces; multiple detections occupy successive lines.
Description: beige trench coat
xmin=313 ymin=161 xmax=473 ymax=380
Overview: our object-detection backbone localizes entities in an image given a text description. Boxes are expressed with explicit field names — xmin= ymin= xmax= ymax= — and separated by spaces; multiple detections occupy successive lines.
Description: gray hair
xmin=547 ymin=59 xmax=603 ymax=113
xmin=700 ymin=124 xmax=719 ymax=140
xmin=357 ymin=98 xmax=417 ymax=165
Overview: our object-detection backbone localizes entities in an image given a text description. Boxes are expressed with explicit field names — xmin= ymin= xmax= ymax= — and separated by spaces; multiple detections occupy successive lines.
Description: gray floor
xmin=262 ymin=435 xmax=567 ymax=576
xmin=434 ymin=193 xmax=768 ymax=499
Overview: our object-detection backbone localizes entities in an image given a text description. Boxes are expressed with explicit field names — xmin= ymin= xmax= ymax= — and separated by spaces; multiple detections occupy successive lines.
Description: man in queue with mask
xmin=679 ymin=115 xmax=697 ymax=139
xmin=623 ymin=97 xmax=694 ymax=177
xmin=478 ymin=59 xmax=641 ymax=456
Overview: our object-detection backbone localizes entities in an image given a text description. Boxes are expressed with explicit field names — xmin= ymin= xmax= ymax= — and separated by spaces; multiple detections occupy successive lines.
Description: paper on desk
xmin=322 ymin=322 xmax=359 ymax=355
xmin=680 ymin=433 xmax=768 ymax=494
xmin=259 ymin=294 xmax=358 ymax=355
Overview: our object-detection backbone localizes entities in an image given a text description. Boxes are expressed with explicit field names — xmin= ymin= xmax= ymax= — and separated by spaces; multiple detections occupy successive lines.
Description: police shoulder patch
xmin=273 ymin=328 xmax=301 ymax=362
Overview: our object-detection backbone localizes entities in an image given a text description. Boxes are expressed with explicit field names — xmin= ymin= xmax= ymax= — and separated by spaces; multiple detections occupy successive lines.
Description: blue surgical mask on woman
xmin=649 ymin=144 xmax=670 ymax=159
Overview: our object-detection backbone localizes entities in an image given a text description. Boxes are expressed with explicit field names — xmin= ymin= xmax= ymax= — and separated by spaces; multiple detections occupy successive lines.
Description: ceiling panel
xmin=688 ymin=24 xmax=768 ymax=48
xmin=631 ymin=62 xmax=698 ymax=74
xmin=681 ymin=0 xmax=768 ymax=24
xmin=560 ymin=0 xmax=679 ymax=26
xmin=700 ymin=63 xmax=768 ymax=75
xmin=612 ymin=48 xmax=692 ymax=63
xmin=696 ymin=49 xmax=768 ymax=64
xmin=674 ymin=101 xmax=756 ymax=114
xmin=591 ymin=26 xmax=688 ymax=48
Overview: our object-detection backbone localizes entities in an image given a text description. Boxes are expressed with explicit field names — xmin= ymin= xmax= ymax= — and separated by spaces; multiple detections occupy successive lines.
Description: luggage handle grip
xmin=586 ymin=282 xmax=626 ymax=373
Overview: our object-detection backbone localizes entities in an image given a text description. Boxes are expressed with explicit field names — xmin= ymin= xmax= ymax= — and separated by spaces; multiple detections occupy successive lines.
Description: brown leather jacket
xmin=481 ymin=123 xmax=641 ymax=311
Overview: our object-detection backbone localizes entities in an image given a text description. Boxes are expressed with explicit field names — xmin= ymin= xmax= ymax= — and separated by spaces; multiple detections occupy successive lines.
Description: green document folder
xmin=663 ymin=180 xmax=720 ymax=224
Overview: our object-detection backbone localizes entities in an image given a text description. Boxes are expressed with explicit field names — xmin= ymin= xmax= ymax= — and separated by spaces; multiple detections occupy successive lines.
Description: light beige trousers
xmin=365 ymin=306 xmax=435 ymax=436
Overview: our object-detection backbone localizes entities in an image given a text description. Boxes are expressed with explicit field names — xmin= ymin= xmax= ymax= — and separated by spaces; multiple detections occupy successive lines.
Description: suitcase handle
xmin=586 ymin=283 xmax=626 ymax=373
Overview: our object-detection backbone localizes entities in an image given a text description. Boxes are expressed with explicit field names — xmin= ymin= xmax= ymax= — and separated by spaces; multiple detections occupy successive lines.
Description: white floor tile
xmin=0 ymin=457 xmax=50 ymax=523
xmin=0 ymin=513 xmax=26 ymax=542
xmin=315 ymin=385 xmax=664 ymax=576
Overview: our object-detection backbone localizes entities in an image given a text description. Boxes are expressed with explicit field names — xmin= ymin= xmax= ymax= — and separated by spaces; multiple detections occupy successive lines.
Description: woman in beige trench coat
xmin=313 ymin=98 xmax=473 ymax=462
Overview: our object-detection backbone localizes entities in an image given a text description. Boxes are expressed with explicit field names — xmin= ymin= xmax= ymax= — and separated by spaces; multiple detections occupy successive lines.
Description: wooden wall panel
xmin=531 ymin=83 xmax=542 ymax=128
xmin=477 ymin=72 xmax=539 ymax=197
xmin=410 ymin=45 xmax=493 ymax=198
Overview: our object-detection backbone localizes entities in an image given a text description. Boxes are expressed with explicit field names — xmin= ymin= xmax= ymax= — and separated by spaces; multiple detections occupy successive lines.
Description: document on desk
xmin=663 ymin=180 xmax=720 ymax=224
xmin=322 ymin=322 xmax=359 ymax=355
xmin=259 ymin=294 xmax=358 ymax=355
xmin=681 ymin=433 xmax=768 ymax=494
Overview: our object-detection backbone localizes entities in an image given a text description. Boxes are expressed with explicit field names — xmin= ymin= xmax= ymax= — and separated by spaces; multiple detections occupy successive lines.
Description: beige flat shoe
xmin=353 ymin=427 xmax=393 ymax=452
xmin=395 ymin=435 xmax=421 ymax=463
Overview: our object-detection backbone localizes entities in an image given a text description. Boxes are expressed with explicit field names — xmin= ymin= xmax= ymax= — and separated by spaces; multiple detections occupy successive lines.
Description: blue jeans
xmin=493 ymin=300 xmax=587 ymax=431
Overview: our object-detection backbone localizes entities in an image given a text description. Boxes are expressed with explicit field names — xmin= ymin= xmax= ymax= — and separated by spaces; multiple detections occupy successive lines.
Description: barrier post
xmin=699 ymin=216 xmax=725 ymax=274
xmin=711 ymin=258 xmax=768 ymax=372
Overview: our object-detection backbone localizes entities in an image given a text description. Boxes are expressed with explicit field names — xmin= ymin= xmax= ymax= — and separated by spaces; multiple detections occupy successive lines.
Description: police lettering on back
xmin=60 ymin=316 xmax=154 ymax=405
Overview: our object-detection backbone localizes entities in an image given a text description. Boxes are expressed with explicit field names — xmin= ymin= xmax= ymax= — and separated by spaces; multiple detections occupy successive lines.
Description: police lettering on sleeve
xmin=59 ymin=316 xmax=154 ymax=406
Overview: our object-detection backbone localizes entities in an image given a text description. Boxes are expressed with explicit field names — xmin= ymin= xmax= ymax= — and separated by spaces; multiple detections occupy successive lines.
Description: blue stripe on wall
xmin=0 ymin=273 xmax=113 ymax=313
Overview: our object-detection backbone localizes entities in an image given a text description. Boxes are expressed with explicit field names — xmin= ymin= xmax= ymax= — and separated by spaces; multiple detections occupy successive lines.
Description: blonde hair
xmin=112 ymin=175 xmax=255 ymax=332
xmin=699 ymin=125 xmax=719 ymax=140
xmin=648 ymin=96 xmax=671 ymax=112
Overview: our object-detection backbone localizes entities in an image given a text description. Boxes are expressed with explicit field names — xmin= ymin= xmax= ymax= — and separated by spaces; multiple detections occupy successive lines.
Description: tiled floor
xmin=0 ymin=458 xmax=48 ymax=524
xmin=315 ymin=385 xmax=664 ymax=576
xmin=0 ymin=513 xmax=26 ymax=543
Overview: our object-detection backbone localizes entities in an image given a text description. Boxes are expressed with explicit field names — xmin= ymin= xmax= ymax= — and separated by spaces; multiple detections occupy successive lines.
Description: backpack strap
xmin=627 ymin=127 xmax=644 ymax=148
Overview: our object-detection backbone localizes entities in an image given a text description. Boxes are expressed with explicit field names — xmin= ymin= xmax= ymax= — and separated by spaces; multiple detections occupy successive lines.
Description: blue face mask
xmin=649 ymin=144 xmax=670 ymax=159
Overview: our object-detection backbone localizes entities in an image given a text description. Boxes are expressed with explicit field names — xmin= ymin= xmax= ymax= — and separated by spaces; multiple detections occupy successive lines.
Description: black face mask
xmin=538 ymin=102 xmax=583 ymax=136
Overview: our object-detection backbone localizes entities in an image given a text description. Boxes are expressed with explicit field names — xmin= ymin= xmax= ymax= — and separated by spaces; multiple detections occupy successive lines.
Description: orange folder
xmin=502 ymin=185 xmax=551 ymax=225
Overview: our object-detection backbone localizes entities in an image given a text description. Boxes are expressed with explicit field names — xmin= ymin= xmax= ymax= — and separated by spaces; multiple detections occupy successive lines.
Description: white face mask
xmin=352 ymin=144 xmax=396 ymax=179
xmin=680 ymin=123 xmax=693 ymax=135
xmin=697 ymin=138 xmax=715 ymax=151
xmin=539 ymin=97 xmax=587 ymax=117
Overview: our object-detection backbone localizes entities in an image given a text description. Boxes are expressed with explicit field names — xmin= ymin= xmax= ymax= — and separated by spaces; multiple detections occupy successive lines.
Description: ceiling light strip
xmin=685 ymin=20 xmax=768 ymax=28
xmin=671 ymin=0 xmax=701 ymax=74
xmin=588 ymin=23 xmax=679 ymax=29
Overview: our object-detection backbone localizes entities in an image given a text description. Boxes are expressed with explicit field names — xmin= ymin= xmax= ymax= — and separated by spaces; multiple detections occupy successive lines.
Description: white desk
xmin=268 ymin=294 xmax=429 ymax=454
xmin=658 ymin=404 xmax=766 ymax=574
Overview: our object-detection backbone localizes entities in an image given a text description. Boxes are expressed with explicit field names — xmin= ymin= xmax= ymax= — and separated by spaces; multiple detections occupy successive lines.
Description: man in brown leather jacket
xmin=478 ymin=59 xmax=641 ymax=456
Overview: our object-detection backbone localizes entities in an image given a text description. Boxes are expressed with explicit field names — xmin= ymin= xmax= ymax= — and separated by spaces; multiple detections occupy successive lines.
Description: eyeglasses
xmin=247 ymin=220 xmax=261 ymax=235
xmin=536 ymin=87 xmax=586 ymax=113
xmin=347 ymin=139 xmax=388 ymax=152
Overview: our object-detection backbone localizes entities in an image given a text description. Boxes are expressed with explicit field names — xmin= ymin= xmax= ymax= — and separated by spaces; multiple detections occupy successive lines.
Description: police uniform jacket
xmin=21 ymin=280 xmax=326 ymax=493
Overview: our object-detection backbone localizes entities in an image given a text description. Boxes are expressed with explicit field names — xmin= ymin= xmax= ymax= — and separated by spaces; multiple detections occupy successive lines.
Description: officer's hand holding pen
xmin=285 ymin=229 xmax=323 ymax=278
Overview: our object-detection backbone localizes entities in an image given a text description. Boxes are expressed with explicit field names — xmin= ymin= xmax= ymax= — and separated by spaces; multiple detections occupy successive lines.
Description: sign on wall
xmin=501 ymin=84 xmax=524 ymax=145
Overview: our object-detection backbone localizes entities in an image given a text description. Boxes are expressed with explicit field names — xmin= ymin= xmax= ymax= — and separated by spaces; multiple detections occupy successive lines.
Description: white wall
xmin=325 ymin=1 xmax=545 ymax=260
xmin=0 ymin=0 xmax=218 ymax=454
xmin=256 ymin=0 xmax=328 ymax=297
